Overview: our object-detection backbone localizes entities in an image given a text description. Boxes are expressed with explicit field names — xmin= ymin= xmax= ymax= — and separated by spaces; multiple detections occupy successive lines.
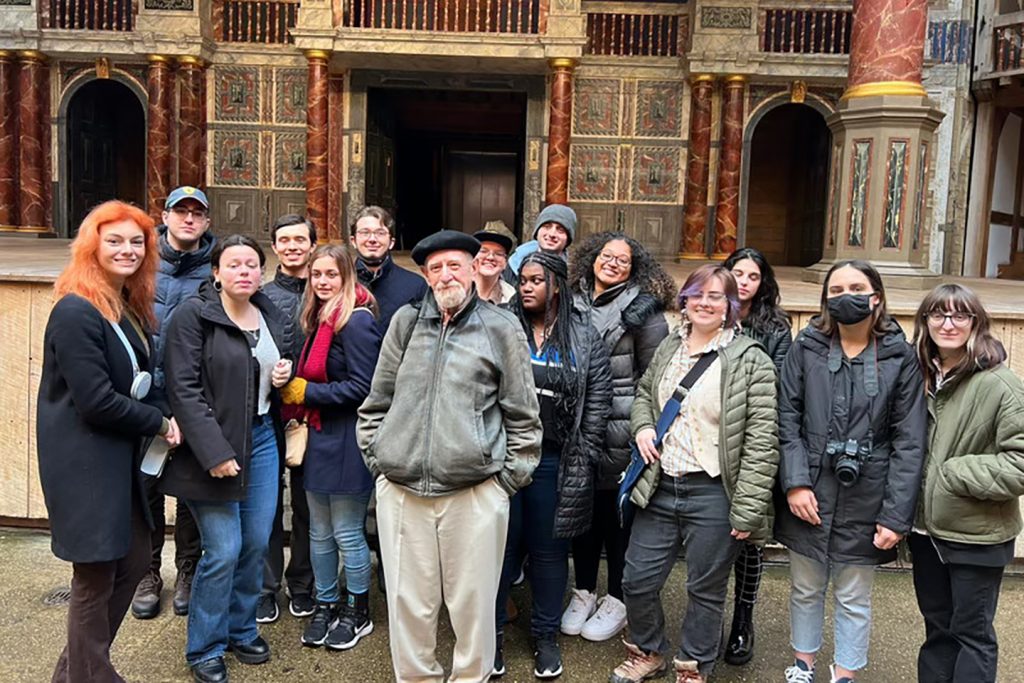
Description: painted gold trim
xmin=17 ymin=50 xmax=46 ymax=62
xmin=0 ymin=50 xmax=12 ymax=60
xmin=148 ymin=54 xmax=171 ymax=64
xmin=305 ymin=49 xmax=331 ymax=61
xmin=0 ymin=225 xmax=53 ymax=233
xmin=690 ymin=74 xmax=715 ymax=84
xmin=0 ymin=225 xmax=20 ymax=232
xmin=549 ymin=58 xmax=577 ymax=70
xmin=177 ymin=55 xmax=203 ymax=67
xmin=710 ymin=252 xmax=732 ymax=260
xmin=724 ymin=75 xmax=748 ymax=85
xmin=677 ymin=253 xmax=709 ymax=261
xmin=842 ymin=81 xmax=927 ymax=100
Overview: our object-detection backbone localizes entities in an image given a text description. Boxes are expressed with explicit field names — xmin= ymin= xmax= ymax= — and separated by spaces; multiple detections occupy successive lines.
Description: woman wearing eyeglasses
xmin=909 ymin=284 xmax=1024 ymax=683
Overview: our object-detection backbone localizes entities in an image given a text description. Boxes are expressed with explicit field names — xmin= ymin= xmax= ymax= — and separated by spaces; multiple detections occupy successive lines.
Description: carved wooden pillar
xmin=680 ymin=75 xmax=714 ymax=259
xmin=712 ymin=75 xmax=746 ymax=259
xmin=147 ymin=55 xmax=174 ymax=218
xmin=177 ymin=56 xmax=205 ymax=188
xmin=545 ymin=58 xmax=575 ymax=204
xmin=17 ymin=51 xmax=48 ymax=232
xmin=305 ymin=50 xmax=330 ymax=241
xmin=0 ymin=51 xmax=16 ymax=230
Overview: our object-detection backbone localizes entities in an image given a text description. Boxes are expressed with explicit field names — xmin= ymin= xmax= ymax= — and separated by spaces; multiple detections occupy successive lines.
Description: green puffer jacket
xmin=629 ymin=332 xmax=780 ymax=544
xmin=918 ymin=364 xmax=1024 ymax=544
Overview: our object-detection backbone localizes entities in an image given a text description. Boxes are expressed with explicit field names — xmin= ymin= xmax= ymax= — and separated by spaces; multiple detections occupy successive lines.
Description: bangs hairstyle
xmin=568 ymin=231 xmax=677 ymax=310
xmin=723 ymin=247 xmax=791 ymax=333
xmin=350 ymin=205 xmax=395 ymax=238
xmin=54 ymin=200 xmax=158 ymax=331
xmin=913 ymin=283 xmax=1006 ymax=391
xmin=813 ymin=259 xmax=892 ymax=336
xmin=677 ymin=264 xmax=741 ymax=329
xmin=300 ymin=244 xmax=378 ymax=334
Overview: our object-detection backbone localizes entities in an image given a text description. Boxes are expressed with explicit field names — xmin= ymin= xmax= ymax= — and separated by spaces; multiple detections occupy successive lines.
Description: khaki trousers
xmin=376 ymin=476 xmax=509 ymax=683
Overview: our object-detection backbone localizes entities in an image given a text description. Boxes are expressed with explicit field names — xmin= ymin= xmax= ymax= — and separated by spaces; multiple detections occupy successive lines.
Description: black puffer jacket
xmin=742 ymin=323 xmax=792 ymax=373
xmin=262 ymin=268 xmax=305 ymax=361
xmin=774 ymin=320 xmax=927 ymax=565
xmin=574 ymin=284 xmax=668 ymax=489
xmin=551 ymin=313 xmax=614 ymax=538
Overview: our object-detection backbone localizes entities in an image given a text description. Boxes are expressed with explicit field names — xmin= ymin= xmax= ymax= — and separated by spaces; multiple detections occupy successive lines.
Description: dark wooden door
xmin=444 ymin=150 xmax=517 ymax=234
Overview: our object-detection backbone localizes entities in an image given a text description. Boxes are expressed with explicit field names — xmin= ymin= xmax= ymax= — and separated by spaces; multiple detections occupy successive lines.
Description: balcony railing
xmin=219 ymin=0 xmax=299 ymax=43
xmin=995 ymin=21 xmax=1024 ymax=73
xmin=44 ymin=0 xmax=136 ymax=30
xmin=585 ymin=12 xmax=683 ymax=57
xmin=760 ymin=8 xmax=851 ymax=54
xmin=339 ymin=0 xmax=545 ymax=34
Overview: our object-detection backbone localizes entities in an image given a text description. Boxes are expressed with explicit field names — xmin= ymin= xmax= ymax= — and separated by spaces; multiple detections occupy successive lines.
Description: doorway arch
xmin=61 ymin=77 xmax=146 ymax=235
xmin=740 ymin=99 xmax=832 ymax=267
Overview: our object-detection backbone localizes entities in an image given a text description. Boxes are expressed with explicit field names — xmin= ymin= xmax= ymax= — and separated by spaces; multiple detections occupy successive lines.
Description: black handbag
xmin=617 ymin=350 xmax=719 ymax=528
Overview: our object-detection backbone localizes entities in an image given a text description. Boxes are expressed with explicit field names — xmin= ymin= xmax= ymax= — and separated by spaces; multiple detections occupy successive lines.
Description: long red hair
xmin=54 ymin=200 xmax=159 ymax=330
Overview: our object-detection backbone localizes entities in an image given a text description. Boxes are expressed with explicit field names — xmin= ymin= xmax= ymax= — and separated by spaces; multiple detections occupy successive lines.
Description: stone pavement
xmin=3 ymin=529 xmax=1024 ymax=682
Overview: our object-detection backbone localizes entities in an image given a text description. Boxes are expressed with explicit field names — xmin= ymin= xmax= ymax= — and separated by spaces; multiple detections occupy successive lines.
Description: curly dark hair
xmin=722 ymin=247 xmax=791 ymax=334
xmin=568 ymin=232 xmax=677 ymax=309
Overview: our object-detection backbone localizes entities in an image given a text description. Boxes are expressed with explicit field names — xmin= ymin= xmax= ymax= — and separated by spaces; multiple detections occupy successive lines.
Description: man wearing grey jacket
xmin=357 ymin=230 xmax=542 ymax=683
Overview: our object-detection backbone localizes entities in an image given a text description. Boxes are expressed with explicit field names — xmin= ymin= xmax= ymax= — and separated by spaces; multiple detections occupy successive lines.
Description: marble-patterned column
xmin=545 ymin=58 xmax=575 ymax=205
xmin=680 ymin=75 xmax=714 ymax=259
xmin=305 ymin=50 xmax=329 ymax=239
xmin=0 ymin=51 xmax=16 ymax=230
xmin=712 ymin=76 xmax=746 ymax=259
xmin=327 ymin=73 xmax=345 ymax=242
xmin=846 ymin=0 xmax=927 ymax=98
xmin=17 ymin=51 xmax=47 ymax=231
xmin=146 ymin=55 xmax=173 ymax=219
xmin=177 ymin=56 xmax=205 ymax=188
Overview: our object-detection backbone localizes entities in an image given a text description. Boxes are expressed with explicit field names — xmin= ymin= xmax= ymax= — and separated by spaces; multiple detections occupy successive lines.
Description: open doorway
xmin=744 ymin=103 xmax=831 ymax=266
xmin=66 ymin=79 xmax=146 ymax=235
xmin=365 ymin=88 xmax=527 ymax=249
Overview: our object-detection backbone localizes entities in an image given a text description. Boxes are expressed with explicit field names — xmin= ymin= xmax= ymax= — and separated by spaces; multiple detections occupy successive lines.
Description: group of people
xmin=36 ymin=188 xmax=1024 ymax=683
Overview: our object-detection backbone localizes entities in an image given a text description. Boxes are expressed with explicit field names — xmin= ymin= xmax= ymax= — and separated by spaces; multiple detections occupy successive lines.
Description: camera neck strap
xmin=827 ymin=335 xmax=879 ymax=398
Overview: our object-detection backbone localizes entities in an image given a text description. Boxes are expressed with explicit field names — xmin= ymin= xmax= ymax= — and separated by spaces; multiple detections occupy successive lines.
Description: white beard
xmin=434 ymin=282 xmax=469 ymax=311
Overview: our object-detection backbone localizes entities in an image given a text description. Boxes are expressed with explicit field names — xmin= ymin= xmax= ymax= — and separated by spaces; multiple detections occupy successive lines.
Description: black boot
xmin=724 ymin=600 xmax=754 ymax=665
xmin=326 ymin=591 xmax=373 ymax=650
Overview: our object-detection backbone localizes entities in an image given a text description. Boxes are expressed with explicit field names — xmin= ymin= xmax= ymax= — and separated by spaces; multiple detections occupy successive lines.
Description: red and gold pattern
xmin=681 ymin=75 xmax=713 ymax=259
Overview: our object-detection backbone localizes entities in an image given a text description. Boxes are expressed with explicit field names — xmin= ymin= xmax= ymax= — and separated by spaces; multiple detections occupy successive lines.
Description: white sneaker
xmin=559 ymin=588 xmax=597 ymax=635
xmin=581 ymin=594 xmax=627 ymax=641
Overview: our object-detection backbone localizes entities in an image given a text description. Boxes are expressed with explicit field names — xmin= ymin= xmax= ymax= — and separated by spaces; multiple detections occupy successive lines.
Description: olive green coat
xmin=629 ymin=333 xmax=780 ymax=544
xmin=918 ymin=364 xmax=1024 ymax=544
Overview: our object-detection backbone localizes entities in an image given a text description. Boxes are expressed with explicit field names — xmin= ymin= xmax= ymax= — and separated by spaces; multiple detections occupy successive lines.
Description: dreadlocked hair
xmin=513 ymin=250 xmax=581 ymax=438
xmin=568 ymin=231 xmax=677 ymax=309
xmin=722 ymin=247 xmax=791 ymax=334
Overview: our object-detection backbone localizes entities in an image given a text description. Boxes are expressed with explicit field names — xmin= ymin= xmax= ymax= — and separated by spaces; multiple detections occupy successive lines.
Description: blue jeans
xmin=495 ymin=451 xmax=569 ymax=638
xmin=185 ymin=416 xmax=279 ymax=666
xmin=789 ymin=550 xmax=876 ymax=672
xmin=306 ymin=490 xmax=372 ymax=602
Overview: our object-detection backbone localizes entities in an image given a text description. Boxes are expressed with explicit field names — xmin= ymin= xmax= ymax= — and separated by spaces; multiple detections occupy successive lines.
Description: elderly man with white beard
xmin=357 ymin=230 xmax=542 ymax=683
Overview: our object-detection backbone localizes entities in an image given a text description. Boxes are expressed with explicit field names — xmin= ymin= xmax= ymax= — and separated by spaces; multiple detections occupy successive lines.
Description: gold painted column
xmin=805 ymin=0 xmax=943 ymax=287
xmin=305 ymin=50 xmax=330 ymax=241
xmin=680 ymin=75 xmax=714 ymax=259
xmin=545 ymin=58 xmax=575 ymax=205
xmin=712 ymin=76 xmax=746 ymax=259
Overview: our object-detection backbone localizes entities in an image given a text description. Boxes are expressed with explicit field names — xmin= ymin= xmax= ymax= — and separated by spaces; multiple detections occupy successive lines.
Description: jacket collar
xmin=158 ymin=224 xmax=215 ymax=276
xmin=195 ymin=279 xmax=285 ymax=329
xmin=418 ymin=286 xmax=480 ymax=326
xmin=272 ymin=267 xmax=306 ymax=294
xmin=356 ymin=253 xmax=395 ymax=286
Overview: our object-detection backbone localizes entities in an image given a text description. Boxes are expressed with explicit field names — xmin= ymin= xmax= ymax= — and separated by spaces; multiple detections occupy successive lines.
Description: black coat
xmin=774 ymin=321 xmax=927 ymax=565
xmin=356 ymin=255 xmax=428 ymax=336
xmin=160 ymin=283 xmax=287 ymax=503
xmin=37 ymin=295 xmax=165 ymax=563
xmin=574 ymin=284 xmax=668 ymax=489
xmin=262 ymin=268 xmax=306 ymax=361
xmin=551 ymin=314 xmax=614 ymax=539
xmin=742 ymin=322 xmax=793 ymax=373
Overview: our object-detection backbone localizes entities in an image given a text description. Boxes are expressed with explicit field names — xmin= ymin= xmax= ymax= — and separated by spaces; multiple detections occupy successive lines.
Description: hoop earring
xmin=213 ymin=280 xmax=223 ymax=292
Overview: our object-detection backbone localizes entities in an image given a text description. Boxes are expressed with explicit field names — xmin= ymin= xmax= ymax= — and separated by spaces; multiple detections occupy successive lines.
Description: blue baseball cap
xmin=165 ymin=186 xmax=209 ymax=209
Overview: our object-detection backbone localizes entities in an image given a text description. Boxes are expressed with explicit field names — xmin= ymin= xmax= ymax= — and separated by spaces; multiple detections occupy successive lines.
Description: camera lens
xmin=835 ymin=458 xmax=859 ymax=487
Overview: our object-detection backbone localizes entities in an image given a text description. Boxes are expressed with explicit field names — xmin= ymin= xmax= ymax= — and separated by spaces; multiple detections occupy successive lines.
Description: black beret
xmin=472 ymin=231 xmax=514 ymax=255
xmin=411 ymin=230 xmax=481 ymax=266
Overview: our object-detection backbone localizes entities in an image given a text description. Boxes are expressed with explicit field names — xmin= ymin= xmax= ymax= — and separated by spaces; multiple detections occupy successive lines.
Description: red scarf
xmin=287 ymin=284 xmax=372 ymax=431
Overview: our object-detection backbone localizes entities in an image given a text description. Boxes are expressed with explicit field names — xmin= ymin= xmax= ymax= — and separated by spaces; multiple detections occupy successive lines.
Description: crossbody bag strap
xmin=652 ymin=350 xmax=719 ymax=444
xmin=109 ymin=320 xmax=141 ymax=376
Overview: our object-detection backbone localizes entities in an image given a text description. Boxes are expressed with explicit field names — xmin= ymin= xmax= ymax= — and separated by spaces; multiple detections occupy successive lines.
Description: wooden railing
xmin=760 ymin=8 xmax=851 ymax=54
xmin=44 ymin=0 xmax=136 ymax=30
xmin=340 ymin=0 xmax=545 ymax=34
xmin=219 ymin=0 xmax=299 ymax=43
xmin=995 ymin=21 xmax=1024 ymax=73
xmin=585 ymin=12 xmax=682 ymax=57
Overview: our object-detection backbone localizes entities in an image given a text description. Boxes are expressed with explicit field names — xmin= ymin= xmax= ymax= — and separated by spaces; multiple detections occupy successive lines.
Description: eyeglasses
xmin=689 ymin=292 xmax=727 ymax=304
xmin=171 ymin=206 xmax=208 ymax=219
xmin=926 ymin=311 xmax=975 ymax=327
xmin=478 ymin=248 xmax=507 ymax=261
xmin=598 ymin=252 xmax=631 ymax=268
xmin=355 ymin=228 xmax=390 ymax=240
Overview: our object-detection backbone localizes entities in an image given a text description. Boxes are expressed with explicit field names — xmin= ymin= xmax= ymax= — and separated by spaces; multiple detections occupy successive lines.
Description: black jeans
xmin=571 ymin=488 xmax=629 ymax=600
xmin=910 ymin=533 xmax=1005 ymax=683
xmin=496 ymin=451 xmax=569 ymax=638
xmin=622 ymin=472 xmax=740 ymax=678
xmin=263 ymin=464 xmax=314 ymax=597
xmin=144 ymin=474 xmax=201 ymax=573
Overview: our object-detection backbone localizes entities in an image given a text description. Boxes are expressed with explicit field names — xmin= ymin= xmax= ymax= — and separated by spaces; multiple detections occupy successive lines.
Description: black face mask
xmin=827 ymin=293 xmax=875 ymax=325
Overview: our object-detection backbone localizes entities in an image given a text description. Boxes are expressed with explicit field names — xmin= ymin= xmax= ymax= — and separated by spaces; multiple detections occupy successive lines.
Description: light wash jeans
xmin=306 ymin=490 xmax=372 ymax=601
xmin=789 ymin=550 xmax=876 ymax=672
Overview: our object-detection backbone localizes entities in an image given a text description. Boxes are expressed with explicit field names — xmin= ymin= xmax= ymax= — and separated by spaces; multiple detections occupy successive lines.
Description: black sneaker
xmin=326 ymin=592 xmax=373 ymax=650
xmin=131 ymin=569 xmax=162 ymax=620
xmin=533 ymin=634 xmax=563 ymax=679
xmin=289 ymin=593 xmax=316 ymax=618
xmin=301 ymin=603 xmax=337 ymax=647
xmin=173 ymin=560 xmax=195 ymax=616
xmin=256 ymin=593 xmax=279 ymax=624
xmin=491 ymin=631 xmax=506 ymax=678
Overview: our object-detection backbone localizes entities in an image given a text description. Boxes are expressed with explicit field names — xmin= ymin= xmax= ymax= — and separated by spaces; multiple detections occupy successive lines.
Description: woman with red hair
xmin=38 ymin=200 xmax=181 ymax=682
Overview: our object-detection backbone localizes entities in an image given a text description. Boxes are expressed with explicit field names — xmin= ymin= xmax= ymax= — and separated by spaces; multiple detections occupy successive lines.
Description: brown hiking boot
xmin=673 ymin=659 xmax=705 ymax=683
xmin=609 ymin=641 xmax=667 ymax=683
